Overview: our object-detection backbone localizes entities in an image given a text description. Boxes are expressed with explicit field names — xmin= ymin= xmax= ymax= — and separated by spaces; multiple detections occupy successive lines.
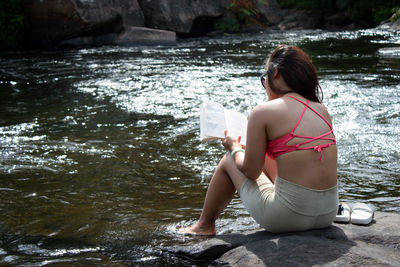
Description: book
xmin=200 ymin=100 xmax=248 ymax=145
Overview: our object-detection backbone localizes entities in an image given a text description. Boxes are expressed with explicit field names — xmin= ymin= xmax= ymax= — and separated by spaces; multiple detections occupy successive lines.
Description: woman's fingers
xmin=222 ymin=131 xmax=242 ymax=151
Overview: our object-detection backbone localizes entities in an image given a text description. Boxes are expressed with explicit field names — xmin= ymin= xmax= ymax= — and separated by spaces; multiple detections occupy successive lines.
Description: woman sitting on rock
xmin=181 ymin=45 xmax=338 ymax=235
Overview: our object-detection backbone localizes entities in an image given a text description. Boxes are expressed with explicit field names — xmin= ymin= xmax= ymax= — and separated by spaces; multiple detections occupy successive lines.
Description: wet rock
xmin=168 ymin=212 xmax=400 ymax=266
xmin=116 ymin=27 xmax=176 ymax=46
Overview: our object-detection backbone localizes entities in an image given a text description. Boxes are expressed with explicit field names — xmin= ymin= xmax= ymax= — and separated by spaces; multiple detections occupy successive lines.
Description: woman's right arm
xmin=236 ymin=105 xmax=269 ymax=180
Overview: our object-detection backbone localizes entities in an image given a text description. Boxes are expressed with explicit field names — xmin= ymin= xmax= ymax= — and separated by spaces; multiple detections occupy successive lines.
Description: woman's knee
xmin=216 ymin=153 xmax=229 ymax=169
xmin=220 ymin=153 xmax=247 ymax=191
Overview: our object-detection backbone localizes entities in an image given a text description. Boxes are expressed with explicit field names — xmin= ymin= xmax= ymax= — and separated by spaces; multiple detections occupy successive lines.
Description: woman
xmin=181 ymin=45 xmax=338 ymax=235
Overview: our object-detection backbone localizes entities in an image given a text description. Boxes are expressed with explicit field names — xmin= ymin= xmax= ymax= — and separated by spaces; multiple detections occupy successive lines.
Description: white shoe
xmin=351 ymin=203 xmax=374 ymax=225
xmin=334 ymin=202 xmax=351 ymax=223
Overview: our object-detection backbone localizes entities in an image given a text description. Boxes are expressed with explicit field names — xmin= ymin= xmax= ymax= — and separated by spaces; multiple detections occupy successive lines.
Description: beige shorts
xmin=240 ymin=174 xmax=338 ymax=233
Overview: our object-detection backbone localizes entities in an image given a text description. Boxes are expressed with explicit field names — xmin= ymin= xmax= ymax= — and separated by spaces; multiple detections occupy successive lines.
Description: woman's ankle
xmin=179 ymin=221 xmax=216 ymax=236
xmin=196 ymin=220 xmax=215 ymax=231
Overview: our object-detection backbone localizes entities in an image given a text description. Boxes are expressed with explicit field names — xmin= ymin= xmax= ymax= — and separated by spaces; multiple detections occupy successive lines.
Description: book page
xmin=200 ymin=100 xmax=227 ymax=141
xmin=224 ymin=109 xmax=247 ymax=145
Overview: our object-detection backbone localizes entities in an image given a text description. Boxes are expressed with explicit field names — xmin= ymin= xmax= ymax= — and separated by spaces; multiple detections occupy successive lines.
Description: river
xmin=1 ymin=29 xmax=399 ymax=265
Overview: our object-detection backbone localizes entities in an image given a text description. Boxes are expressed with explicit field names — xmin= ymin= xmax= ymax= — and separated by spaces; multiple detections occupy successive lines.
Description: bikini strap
xmin=290 ymin=98 xmax=308 ymax=133
xmin=286 ymin=95 xmax=333 ymax=130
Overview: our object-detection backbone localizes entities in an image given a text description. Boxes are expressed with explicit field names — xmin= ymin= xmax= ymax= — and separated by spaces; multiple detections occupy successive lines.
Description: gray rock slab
xmin=116 ymin=27 xmax=176 ymax=46
xmin=168 ymin=212 xmax=400 ymax=266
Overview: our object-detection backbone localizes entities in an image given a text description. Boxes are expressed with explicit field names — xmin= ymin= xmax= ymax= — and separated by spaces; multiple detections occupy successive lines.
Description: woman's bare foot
xmin=178 ymin=222 xmax=216 ymax=236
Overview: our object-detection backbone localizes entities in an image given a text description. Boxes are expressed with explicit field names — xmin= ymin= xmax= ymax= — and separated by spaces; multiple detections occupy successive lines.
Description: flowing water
xmin=0 ymin=29 xmax=399 ymax=265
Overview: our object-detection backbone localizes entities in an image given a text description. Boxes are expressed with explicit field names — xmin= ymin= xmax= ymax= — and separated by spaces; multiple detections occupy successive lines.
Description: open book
xmin=200 ymin=100 xmax=248 ymax=145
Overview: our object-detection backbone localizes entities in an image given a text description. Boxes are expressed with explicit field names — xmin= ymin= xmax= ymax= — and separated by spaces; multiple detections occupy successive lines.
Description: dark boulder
xmin=28 ymin=0 xmax=124 ymax=48
xmin=28 ymin=0 xmax=88 ymax=47
xmin=76 ymin=0 xmax=145 ymax=27
xmin=27 ymin=0 xmax=230 ymax=47
xmin=278 ymin=9 xmax=321 ymax=30
xmin=255 ymin=0 xmax=282 ymax=25
xmin=138 ymin=0 xmax=231 ymax=34
xmin=26 ymin=0 xmax=284 ymax=48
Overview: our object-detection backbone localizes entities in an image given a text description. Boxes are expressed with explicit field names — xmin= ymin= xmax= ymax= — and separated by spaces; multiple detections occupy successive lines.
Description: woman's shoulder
xmin=249 ymin=98 xmax=290 ymax=124
xmin=252 ymin=98 xmax=290 ymax=114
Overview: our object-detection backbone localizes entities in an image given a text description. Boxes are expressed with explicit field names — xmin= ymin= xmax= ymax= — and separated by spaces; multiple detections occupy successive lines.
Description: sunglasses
xmin=260 ymin=72 xmax=267 ymax=89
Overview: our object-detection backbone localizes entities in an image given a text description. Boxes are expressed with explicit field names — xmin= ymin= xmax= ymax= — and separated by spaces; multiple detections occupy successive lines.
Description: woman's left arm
xmin=223 ymin=106 xmax=268 ymax=180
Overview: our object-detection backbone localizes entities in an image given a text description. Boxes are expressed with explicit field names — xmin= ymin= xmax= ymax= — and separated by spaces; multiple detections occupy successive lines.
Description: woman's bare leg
xmin=180 ymin=154 xmax=246 ymax=235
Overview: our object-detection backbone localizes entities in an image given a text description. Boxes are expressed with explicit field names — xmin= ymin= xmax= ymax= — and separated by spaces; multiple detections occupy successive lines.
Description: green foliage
xmin=277 ymin=0 xmax=335 ymax=11
xmin=215 ymin=0 xmax=262 ymax=33
xmin=390 ymin=8 xmax=400 ymax=23
xmin=374 ymin=7 xmax=397 ymax=25
xmin=277 ymin=0 xmax=400 ymax=26
xmin=215 ymin=11 xmax=241 ymax=33
xmin=0 ymin=0 xmax=29 ymax=50
xmin=347 ymin=0 xmax=399 ymax=26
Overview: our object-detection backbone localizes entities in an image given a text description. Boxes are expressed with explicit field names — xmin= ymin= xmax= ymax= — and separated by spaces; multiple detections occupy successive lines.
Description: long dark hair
xmin=266 ymin=45 xmax=323 ymax=103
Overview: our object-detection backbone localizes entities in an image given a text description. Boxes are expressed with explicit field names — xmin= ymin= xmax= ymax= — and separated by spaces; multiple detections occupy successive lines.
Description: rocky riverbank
xmin=167 ymin=212 xmax=400 ymax=266
xmin=27 ymin=0 xmax=233 ymax=48
xmin=24 ymin=0 xmax=400 ymax=49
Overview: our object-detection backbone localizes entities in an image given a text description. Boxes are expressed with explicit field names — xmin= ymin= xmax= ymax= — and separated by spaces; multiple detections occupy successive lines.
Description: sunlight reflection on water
xmin=0 ymin=29 xmax=399 ymax=265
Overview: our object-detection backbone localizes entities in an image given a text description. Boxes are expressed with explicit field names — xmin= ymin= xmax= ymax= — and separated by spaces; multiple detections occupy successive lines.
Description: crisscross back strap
xmin=286 ymin=95 xmax=336 ymax=160
xmin=286 ymin=95 xmax=333 ymax=130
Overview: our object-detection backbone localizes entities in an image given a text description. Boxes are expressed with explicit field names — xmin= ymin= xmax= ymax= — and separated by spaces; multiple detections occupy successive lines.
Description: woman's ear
xmin=273 ymin=69 xmax=279 ymax=79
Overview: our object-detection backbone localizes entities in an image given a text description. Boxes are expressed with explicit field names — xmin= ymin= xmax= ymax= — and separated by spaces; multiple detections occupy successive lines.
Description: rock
xmin=76 ymin=0 xmax=145 ymax=27
xmin=335 ymin=0 xmax=350 ymax=11
xmin=60 ymin=33 xmax=119 ymax=48
xmin=377 ymin=20 xmax=393 ymax=30
xmin=27 ymin=0 xmax=232 ymax=48
xmin=28 ymin=0 xmax=123 ymax=48
xmin=376 ymin=18 xmax=400 ymax=32
xmin=278 ymin=9 xmax=321 ymax=30
xmin=277 ymin=8 xmax=362 ymax=31
xmin=391 ymin=19 xmax=400 ymax=31
xmin=254 ymin=0 xmax=282 ymax=25
xmin=115 ymin=26 xmax=176 ymax=46
xmin=323 ymin=13 xmax=348 ymax=30
xmin=138 ymin=0 xmax=230 ymax=34
xmin=167 ymin=212 xmax=400 ymax=266
xmin=28 ymin=0 xmax=88 ymax=47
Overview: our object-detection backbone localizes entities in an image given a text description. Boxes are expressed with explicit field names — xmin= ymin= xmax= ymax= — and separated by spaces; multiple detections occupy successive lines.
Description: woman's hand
xmin=222 ymin=130 xmax=243 ymax=152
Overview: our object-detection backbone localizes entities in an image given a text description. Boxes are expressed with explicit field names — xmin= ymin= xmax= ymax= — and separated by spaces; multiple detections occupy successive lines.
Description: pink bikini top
xmin=266 ymin=96 xmax=336 ymax=160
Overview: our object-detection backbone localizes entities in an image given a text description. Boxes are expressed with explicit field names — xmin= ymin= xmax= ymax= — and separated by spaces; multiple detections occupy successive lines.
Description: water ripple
xmin=0 ymin=29 xmax=399 ymax=265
